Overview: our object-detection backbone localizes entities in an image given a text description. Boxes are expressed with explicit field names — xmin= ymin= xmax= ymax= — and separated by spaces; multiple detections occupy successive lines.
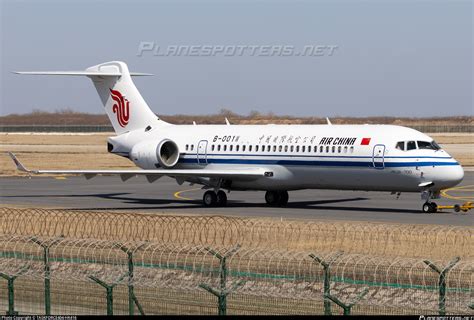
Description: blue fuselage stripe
xmin=180 ymin=157 xmax=459 ymax=168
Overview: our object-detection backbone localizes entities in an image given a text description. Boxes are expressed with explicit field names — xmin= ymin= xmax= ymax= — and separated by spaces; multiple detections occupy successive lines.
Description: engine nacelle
xmin=130 ymin=139 xmax=180 ymax=169
xmin=156 ymin=139 xmax=180 ymax=168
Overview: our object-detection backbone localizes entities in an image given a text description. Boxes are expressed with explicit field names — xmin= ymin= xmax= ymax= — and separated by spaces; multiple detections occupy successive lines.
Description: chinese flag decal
xmin=361 ymin=138 xmax=371 ymax=145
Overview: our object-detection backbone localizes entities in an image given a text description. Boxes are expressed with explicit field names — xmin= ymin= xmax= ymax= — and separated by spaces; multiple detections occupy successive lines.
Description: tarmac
xmin=0 ymin=172 xmax=473 ymax=226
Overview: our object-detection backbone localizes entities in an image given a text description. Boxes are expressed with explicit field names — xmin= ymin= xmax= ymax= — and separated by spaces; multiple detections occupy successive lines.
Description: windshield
xmin=395 ymin=140 xmax=442 ymax=151
xmin=418 ymin=140 xmax=441 ymax=150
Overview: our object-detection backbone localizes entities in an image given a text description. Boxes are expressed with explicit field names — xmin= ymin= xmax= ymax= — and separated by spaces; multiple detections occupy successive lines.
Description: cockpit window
xmin=395 ymin=141 xmax=405 ymax=151
xmin=406 ymin=141 xmax=417 ymax=151
xmin=417 ymin=141 xmax=434 ymax=150
xmin=431 ymin=141 xmax=441 ymax=150
xmin=417 ymin=140 xmax=441 ymax=150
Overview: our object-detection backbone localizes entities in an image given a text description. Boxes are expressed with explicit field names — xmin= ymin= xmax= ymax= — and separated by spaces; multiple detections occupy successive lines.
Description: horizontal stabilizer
xmin=13 ymin=71 xmax=153 ymax=77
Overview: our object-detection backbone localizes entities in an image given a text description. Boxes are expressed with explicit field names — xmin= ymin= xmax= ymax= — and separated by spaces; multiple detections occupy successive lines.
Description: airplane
xmin=8 ymin=61 xmax=464 ymax=213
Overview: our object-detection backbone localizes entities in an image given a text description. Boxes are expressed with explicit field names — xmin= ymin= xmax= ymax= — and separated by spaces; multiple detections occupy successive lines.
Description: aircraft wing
xmin=7 ymin=152 xmax=269 ymax=181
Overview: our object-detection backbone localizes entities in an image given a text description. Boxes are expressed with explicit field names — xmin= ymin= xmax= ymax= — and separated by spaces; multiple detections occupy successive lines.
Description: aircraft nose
xmin=444 ymin=164 xmax=464 ymax=188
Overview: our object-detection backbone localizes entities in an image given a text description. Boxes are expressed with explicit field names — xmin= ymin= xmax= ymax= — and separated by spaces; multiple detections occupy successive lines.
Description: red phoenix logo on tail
xmin=109 ymin=89 xmax=130 ymax=127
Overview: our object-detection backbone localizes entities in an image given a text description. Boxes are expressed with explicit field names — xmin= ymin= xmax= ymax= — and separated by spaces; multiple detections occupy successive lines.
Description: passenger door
xmin=372 ymin=144 xmax=385 ymax=169
xmin=197 ymin=140 xmax=208 ymax=165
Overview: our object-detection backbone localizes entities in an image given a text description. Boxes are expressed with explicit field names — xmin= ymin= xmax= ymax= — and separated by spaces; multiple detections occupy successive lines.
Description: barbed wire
xmin=0 ymin=208 xmax=472 ymax=259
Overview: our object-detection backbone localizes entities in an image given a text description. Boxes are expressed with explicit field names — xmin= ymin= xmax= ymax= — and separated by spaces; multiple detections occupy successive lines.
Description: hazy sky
xmin=1 ymin=0 xmax=472 ymax=117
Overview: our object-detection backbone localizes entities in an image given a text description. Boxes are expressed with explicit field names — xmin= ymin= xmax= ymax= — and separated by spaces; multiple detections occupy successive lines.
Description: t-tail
xmin=14 ymin=61 xmax=164 ymax=134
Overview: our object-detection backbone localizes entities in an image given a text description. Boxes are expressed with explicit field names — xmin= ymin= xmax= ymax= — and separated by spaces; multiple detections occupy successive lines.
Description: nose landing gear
xmin=421 ymin=190 xmax=439 ymax=213
xmin=422 ymin=202 xmax=438 ymax=213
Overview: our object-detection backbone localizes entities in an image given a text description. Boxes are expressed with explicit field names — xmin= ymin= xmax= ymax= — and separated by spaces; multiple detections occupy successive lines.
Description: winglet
xmin=7 ymin=152 xmax=33 ymax=173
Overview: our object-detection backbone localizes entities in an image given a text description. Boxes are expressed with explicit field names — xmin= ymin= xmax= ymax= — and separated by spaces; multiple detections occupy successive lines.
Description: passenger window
xmin=256 ymin=146 xmax=259 ymax=152
xmin=350 ymin=146 xmax=354 ymax=153
xmin=290 ymin=146 xmax=294 ymax=152
xmin=407 ymin=141 xmax=417 ymax=151
xmin=302 ymin=146 xmax=305 ymax=152
xmin=308 ymin=146 xmax=311 ymax=153
xmin=338 ymin=146 xmax=341 ymax=153
xmin=314 ymin=146 xmax=317 ymax=152
xmin=249 ymin=145 xmax=252 ymax=152
xmin=273 ymin=146 xmax=276 ymax=152
xmin=229 ymin=145 xmax=233 ymax=151
xmin=396 ymin=141 xmax=405 ymax=151
xmin=185 ymin=144 xmax=189 ymax=151
xmin=223 ymin=145 xmax=227 ymax=151
xmin=320 ymin=146 xmax=323 ymax=153
xmin=243 ymin=145 xmax=246 ymax=152
xmin=191 ymin=145 xmax=194 ymax=151
xmin=332 ymin=146 xmax=335 ymax=153
xmin=296 ymin=146 xmax=300 ymax=152
xmin=211 ymin=145 xmax=215 ymax=151
xmin=278 ymin=145 xmax=282 ymax=152
xmin=267 ymin=145 xmax=271 ymax=152
xmin=217 ymin=145 xmax=221 ymax=151
xmin=344 ymin=146 xmax=348 ymax=153
xmin=326 ymin=146 xmax=329 ymax=153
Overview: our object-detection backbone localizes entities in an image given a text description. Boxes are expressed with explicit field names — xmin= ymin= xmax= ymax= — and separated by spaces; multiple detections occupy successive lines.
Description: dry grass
xmin=1 ymin=110 xmax=472 ymax=125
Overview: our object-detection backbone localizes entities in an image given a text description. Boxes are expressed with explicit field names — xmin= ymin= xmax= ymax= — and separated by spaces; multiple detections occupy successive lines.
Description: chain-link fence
xmin=0 ymin=208 xmax=472 ymax=315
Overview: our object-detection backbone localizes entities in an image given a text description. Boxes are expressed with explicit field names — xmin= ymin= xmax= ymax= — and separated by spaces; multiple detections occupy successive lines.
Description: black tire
xmin=203 ymin=190 xmax=217 ymax=207
xmin=265 ymin=191 xmax=280 ymax=206
xmin=422 ymin=202 xmax=431 ymax=213
xmin=216 ymin=190 xmax=227 ymax=207
xmin=278 ymin=191 xmax=289 ymax=206
xmin=454 ymin=204 xmax=461 ymax=212
xmin=430 ymin=202 xmax=437 ymax=213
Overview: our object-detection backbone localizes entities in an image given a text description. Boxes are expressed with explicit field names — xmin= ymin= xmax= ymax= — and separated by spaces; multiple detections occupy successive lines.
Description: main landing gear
xmin=203 ymin=190 xmax=227 ymax=207
xmin=265 ymin=191 xmax=289 ymax=207
xmin=202 ymin=190 xmax=290 ymax=207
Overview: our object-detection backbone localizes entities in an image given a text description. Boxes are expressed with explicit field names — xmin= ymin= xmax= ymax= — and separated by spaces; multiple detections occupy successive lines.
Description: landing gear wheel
xmin=422 ymin=202 xmax=437 ymax=213
xmin=278 ymin=191 xmax=289 ymax=206
xmin=203 ymin=190 xmax=217 ymax=207
xmin=265 ymin=191 xmax=281 ymax=206
xmin=454 ymin=204 xmax=461 ymax=213
xmin=216 ymin=190 xmax=228 ymax=207
xmin=422 ymin=202 xmax=432 ymax=213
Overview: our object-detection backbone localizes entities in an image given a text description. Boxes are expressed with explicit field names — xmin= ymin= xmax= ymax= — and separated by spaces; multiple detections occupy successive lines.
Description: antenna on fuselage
xmin=326 ymin=117 xmax=332 ymax=125
xmin=193 ymin=121 xmax=197 ymax=125
xmin=225 ymin=118 xmax=230 ymax=125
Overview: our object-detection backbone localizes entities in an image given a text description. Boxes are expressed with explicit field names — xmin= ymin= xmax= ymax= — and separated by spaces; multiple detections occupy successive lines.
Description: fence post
xmin=199 ymin=245 xmax=244 ymax=316
xmin=423 ymin=257 xmax=460 ymax=316
xmin=0 ymin=267 xmax=29 ymax=316
xmin=30 ymin=237 xmax=61 ymax=315
xmin=118 ymin=243 xmax=146 ymax=316
xmin=89 ymin=273 xmax=127 ymax=316
xmin=325 ymin=288 xmax=369 ymax=315
xmin=309 ymin=252 xmax=343 ymax=315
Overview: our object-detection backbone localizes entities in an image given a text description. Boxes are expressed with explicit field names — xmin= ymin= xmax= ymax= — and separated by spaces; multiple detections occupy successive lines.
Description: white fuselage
xmin=109 ymin=124 xmax=464 ymax=193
